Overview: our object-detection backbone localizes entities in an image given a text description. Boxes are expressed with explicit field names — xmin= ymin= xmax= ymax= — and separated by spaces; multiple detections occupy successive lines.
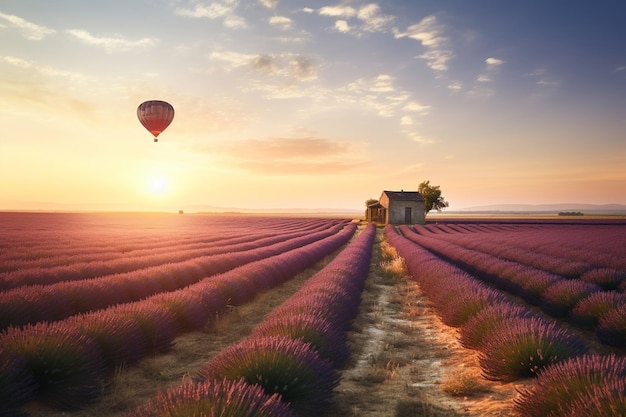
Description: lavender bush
xmin=579 ymin=267 xmax=625 ymax=290
xmin=596 ymin=303 xmax=626 ymax=347
xmin=198 ymin=336 xmax=339 ymax=417
xmin=251 ymin=314 xmax=349 ymax=367
xmin=514 ymin=354 xmax=626 ymax=417
xmin=459 ymin=302 xmax=537 ymax=350
xmin=570 ymin=291 xmax=626 ymax=328
xmin=0 ymin=348 xmax=34 ymax=416
xmin=479 ymin=317 xmax=589 ymax=381
xmin=127 ymin=378 xmax=298 ymax=417
xmin=539 ymin=279 xmax=601 ymax=317
xmin=0 ymin=323 xmax=105 ymax=410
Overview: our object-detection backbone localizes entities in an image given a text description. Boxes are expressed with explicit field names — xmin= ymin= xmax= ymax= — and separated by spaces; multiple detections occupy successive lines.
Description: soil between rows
xmin=23 ymin=228 xmax=524 ymax=417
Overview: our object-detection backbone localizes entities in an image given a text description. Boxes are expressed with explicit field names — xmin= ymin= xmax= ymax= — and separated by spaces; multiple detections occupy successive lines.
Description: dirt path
xmin=327 ymin=233 xmax=526 ymax=417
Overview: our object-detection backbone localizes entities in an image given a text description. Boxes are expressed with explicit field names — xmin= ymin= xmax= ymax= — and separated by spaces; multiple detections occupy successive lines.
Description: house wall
xmin=376 ymin=191 xmax=425 ymax=225
xmin=387 ymin=200 xmax=425 ymax=225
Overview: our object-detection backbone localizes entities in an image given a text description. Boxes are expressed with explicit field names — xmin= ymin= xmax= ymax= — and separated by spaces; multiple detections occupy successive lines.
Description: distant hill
xmin=456 ymin=203 xmax=626 ymax=215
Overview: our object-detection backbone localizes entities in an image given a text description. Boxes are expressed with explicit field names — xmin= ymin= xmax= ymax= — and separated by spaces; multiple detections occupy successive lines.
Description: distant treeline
xmin=558 ymin=211 xmax=584 ymax=216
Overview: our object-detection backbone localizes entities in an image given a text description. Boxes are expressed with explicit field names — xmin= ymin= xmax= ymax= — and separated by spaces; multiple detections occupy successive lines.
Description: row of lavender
xmin=419 ymin=223 xmax=626 ymax=281
xmin=0 ymin=223 xmax=348 ymax=330
xmin=385 ymin=226 xmax=625 ymax=417
xmin=0 ymin=221 xmax=357 ymax=414
xmin=402 ymin=225 xmax=626 ymax=347
xmin=0 ymin=217 xmax=344 ymax=287
xmin=128 ymin=223 xmax=376 ymax=417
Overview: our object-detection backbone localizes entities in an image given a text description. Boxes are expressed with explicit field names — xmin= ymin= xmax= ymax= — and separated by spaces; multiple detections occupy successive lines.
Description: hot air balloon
xmin=137 ymin=100 xmax=175 ymax=142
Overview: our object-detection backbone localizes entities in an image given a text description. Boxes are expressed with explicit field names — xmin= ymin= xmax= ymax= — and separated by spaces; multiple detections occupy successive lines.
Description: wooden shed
xmin=367 ymin=190 xmax=425 ymax=225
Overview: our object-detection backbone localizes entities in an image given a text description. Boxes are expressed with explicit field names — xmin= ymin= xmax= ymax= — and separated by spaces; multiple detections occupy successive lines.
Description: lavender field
xmin=1 ymin=212 xmax=625 ymax=416
xmin=387 ymin=219 xmax=626 ymax=416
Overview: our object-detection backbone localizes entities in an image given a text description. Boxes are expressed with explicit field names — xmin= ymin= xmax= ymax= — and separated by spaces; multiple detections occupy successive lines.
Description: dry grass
xmin=441 ymin=369 xmax=492 ymax=397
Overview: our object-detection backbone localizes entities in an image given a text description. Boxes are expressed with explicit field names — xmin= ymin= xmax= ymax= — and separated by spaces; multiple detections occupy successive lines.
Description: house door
xmin=405 ymin=207 xmax=412 ymax=224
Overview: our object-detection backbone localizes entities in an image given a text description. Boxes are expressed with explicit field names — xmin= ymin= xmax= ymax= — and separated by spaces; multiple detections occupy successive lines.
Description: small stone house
xmin=367 ymin=190 xmax=425 ymax=225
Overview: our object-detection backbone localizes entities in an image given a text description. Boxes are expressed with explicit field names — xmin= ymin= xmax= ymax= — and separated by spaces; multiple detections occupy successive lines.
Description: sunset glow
xmin=1 ymin=2 xmax=625 ymax=212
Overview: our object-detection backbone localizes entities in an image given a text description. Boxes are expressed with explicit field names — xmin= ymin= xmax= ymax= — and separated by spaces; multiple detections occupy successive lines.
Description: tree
xmin=418 ymin=180 xmax=449 ymax=214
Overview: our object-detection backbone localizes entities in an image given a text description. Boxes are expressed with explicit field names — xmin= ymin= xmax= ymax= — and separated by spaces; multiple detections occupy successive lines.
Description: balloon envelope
xmin=137 ymin=100 xmax=175 ymax=142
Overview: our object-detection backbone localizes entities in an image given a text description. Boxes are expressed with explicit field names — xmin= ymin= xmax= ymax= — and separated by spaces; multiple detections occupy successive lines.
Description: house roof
xmin=381 ymin=190 xmax=424 ymax=202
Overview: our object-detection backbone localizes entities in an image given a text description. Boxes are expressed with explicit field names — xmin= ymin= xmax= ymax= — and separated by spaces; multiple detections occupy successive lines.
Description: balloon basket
xmin=154 ymin=138 xmax=158 ymax=143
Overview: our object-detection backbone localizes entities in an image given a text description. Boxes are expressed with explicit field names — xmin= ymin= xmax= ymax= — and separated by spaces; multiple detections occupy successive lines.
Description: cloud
xmin=269 ymin=15 xmax=293 ymax=31
xmin=400 ymin=115 xmax=414 ymax=125
xmin=448 ymin=81 xmax=463 ymax=92
xmin=211 ymin=50 xmax=257 ymax=68
xmin=403 ymin=131 xmax=435 ymax=144
xmin=470 ymin=56 xmax=505 ymax=95
xmin=290 ymin=56 xmax=316 ymax=81
xmin=2 ymin=55 xmax=91 ymax=83
xmin=347 ymin=74 xmax=395 ymax=94
xmin=259 ymin=0 xmax=279 ymax=9
xmin=357 ymin=4 xmax=394 ymax=33
xmin=394 ymin=15 xmax=453 ymax=73
xmin=211 ymin=50 xmax=317 ymax=82
xmin=176 ymin=1 xmax=247 ymax=29
xmin=204 ymin=136 xmax=370 ymax=175
xmin=335 ymin=20 xmax=350 ymax=33
xmin=65 ymin=29 xmax=158 ymax=53
xmin=404 ymin=101 xmax=431 ymax=115
xmin=1 ymin=56 xmax=97 ymax=117
xmin=485 ymin=57 xmax=504 ymax=66
xmin=320 ymin=3 xmax=393 ymax=35
xmin=525 ymin=68 xmax=562 ymax=89
xmin=0 ymin=11 xmax=55 ymax=40
xmin=252 ymin=54 xmax=281 ymax=73
xmin=319 ymin=5 xmax=357 ymax=18
xmin=337 ymin=74 xmax=434 ymax=125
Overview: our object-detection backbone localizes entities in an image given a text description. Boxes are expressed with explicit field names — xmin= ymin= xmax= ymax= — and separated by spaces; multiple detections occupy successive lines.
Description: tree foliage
xmin=418 ymin=180 xmax=449 ymax=214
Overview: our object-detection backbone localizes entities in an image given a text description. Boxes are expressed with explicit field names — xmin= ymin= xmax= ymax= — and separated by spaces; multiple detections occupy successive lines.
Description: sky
xmin=1 ymin=0 xmax=625 ymax=212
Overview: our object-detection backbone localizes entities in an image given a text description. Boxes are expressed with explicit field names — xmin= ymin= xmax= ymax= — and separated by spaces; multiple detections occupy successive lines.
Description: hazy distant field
xmin=1 ymin=212 xmax=624 ymax=416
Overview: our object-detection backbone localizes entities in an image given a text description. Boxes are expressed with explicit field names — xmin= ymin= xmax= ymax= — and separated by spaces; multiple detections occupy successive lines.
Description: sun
xmin=148 ymin=177 xmax=167 ymax=195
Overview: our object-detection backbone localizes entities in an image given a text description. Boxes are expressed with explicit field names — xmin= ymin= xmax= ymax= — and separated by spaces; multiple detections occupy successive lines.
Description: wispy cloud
xmin=65 ymin=29 xmax=158 ymax=53
xmin=468 ymin=57 xmax=505 ymax=97
xmin=269 ymin=15 xmax=293 ymax=31
xmin=2 ymin=56 xmax=91 ymax=83
xmin=347 ymin=74 xmax=396 ymax=94
xmin=176 ymin=1 xmax=247 ymax=29
xmin=404 ymin=100 xmax=431 ymax=115
xmin=0 ymin=11 xmax=55 ymax=40
xmin=335 ymin=20 xmax=350 ymax=33
xmin=357 ymin=4 xmax=394 ymax=33
xmin=394 ymin=15 xmax=453 ymax=74
xmin=319 ymin=3 xmax=393 ymax=35
xmin=203 ymin=136 xmax=370 ymax=175
xmin=319 ymin=5 xmax=356 ymax=18
xmin=337 ymin=74 xmax=434 ymax=143
xmin=448 ymin=81 xmax=463 ymax=92
xmin=525 ymin=68 xmax=562 ymax=89
xmin=485 ymin=57 xmax=504 ymax=67
xmin=1 ymin=56 xmax=97 ymax=117
xmin=259 ymin=0 xmax=279 ymax=9
xmin=211 ymin=50 xmax=317 ymax=82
